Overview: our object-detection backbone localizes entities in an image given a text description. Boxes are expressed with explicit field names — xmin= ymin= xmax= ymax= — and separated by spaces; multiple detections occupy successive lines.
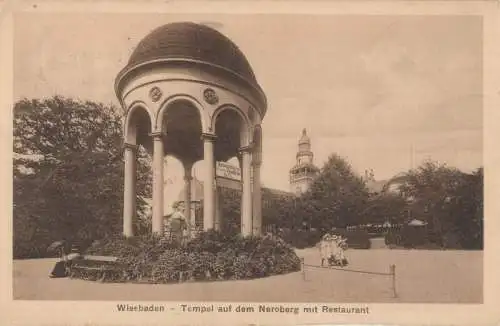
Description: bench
xmin=81 ymin=255 xmax=118 ymax=262
xmin=69 ymin=255 xmax=120 ymax=282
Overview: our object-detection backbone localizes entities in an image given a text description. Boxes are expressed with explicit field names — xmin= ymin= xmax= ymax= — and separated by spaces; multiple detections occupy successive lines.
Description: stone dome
xmin=115 ymin=22 xmax=266 ymax=109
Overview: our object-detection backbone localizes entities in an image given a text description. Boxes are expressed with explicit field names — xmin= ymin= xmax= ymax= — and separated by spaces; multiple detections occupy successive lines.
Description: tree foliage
xmin=362 ymin=193 xmax=408 ymax=225
xmin=259 ymin=154 xmax=370 ymax=235
xmin=13 ymin=96 xmax=152 ymax=258
xmin=452 ymin=167 xmax=483 ymax=249
xmin=301 ymin=154 xmax=370 ymax=230
xmin=397 ymin=161 xmax=483 ymax=249
xmin=257 ymin=155 xmax=483 ymax=250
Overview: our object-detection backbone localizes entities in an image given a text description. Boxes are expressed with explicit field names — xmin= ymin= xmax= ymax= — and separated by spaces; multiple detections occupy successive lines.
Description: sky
xmin=13 ymin=13 xmax=483 ymax=212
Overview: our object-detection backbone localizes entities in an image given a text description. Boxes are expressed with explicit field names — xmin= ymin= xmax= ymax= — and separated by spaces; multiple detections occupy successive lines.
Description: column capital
xmin=150 ymin=131 xmax=165 ymax=139
xmin=184 ymin=175 xmax=193 ymax=182
xmin=201 ymin=133 xmax=217 ymax=142
xmin=123 ymin=142 xmax=138 ymax=151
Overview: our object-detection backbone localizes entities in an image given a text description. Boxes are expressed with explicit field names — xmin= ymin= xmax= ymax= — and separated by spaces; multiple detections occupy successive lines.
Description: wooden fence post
xmin=301 ymin=257 xmax=306 ymax=281
xmin=390 ymin=264 xmax=397 ymax=298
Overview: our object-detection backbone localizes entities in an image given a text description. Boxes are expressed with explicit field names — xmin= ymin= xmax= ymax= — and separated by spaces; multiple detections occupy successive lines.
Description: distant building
xmin=170 ymin=176 xmax=296 ymax=228
xmin=363 ymin=169 xmax=387 ymax=195
xmin=381 ymin=173 xmax=410 ymax=196
xmin=289 ymin=129 xmax=319 ymax=195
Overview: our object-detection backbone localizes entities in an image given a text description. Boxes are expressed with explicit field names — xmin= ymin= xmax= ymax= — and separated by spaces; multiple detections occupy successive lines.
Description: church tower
xmin=289 ymin=128 xmax=319 ymax=195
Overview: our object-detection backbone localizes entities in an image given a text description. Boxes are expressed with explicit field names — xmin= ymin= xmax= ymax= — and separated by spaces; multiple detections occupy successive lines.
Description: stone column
xmin=123 ymin=143 xmax=137 ymax=237
xmin=202 ymin=133 xmax=216 ymax=231
xmin=215 ymin=185 xmax=222 ymax=231
xmin=237 ymin=155 xmax=244 ymax=233
xmin=151 ymin=132 xmax=164 ymax=234
xmin=183 ymin=168 xmax=193 ymax=237
xmin=240 ymin=146 xmax=253 ymax=237
xmin=252 ymin=161 xmax=262 ymax=236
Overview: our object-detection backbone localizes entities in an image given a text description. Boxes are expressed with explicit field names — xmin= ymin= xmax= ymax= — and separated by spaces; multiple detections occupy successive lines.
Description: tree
xmin=362 ymin=193 xmax=408 ymax=225
xmin=13 ymin=96 xmax=152 ymax=258
xmin=451 ymin=167 xmax=483 ymax=249
xmin=398 ymin=160 xmax=483 ymax=249
xmin=261 ymin=188 xmax=296 ymax=229
xmin=219 ymin=187 xmax=241 ymax=235
xmin=220 ymin=186 xmax=297 ymax=234
xmin=301 ymin=153 xmax=370 ymax=231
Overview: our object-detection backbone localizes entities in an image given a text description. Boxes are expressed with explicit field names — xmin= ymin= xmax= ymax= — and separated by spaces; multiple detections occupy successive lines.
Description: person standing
xmin=170 ymin=204 xmax=189 ymax=245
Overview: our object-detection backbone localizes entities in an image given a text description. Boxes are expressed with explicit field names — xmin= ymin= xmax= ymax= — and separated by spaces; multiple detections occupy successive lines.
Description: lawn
xmin=12 ymin=248 xmax=482 ymax=303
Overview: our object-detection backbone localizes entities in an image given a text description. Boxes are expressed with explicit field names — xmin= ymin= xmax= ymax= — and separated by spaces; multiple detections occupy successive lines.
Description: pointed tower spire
xmin=289 ymin=128 xmax=319 ymax=195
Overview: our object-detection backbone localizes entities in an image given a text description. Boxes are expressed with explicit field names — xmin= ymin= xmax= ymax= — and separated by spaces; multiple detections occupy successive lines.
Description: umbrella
xmin=47 ymin=240 xmax=66 ymax=253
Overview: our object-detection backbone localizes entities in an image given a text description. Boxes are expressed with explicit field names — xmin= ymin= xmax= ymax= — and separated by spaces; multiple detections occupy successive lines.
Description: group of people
xmin=318 ymin=232 xmax=349 ymax=267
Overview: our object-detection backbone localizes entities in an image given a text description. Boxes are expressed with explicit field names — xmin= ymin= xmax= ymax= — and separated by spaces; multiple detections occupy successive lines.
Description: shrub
xmin=150 ymin=249 xmax=190 ymax=283
xmin=214 ymin=248 xmax=237 ymax=279
xmin=384 ymin=227 xmax=463 ymax=250
xmin=400 ymin=226 xmax=427 ymax=248
xmin=74 ymin=230 xmax=300 ymax=284
xmin=279 ymin=229 xmax=322 ymax=249
xmin=276 ymin=227 xmax=372 ymax=250
xmin=385 ymin=228 xmax=401 ymax=246
xmin=330 ymin=228 xmax=371 ymax=249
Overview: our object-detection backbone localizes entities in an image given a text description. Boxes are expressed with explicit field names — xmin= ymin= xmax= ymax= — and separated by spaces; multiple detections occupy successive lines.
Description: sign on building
xmin=216 ymin=162 xmax=241 ymax=181
xmin=216 ymin=162 xmax=242 ymax=190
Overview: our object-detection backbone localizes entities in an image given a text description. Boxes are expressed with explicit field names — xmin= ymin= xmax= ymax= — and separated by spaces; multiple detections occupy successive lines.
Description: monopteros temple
xmin=114 ymin=22 xmax=267 ymax=237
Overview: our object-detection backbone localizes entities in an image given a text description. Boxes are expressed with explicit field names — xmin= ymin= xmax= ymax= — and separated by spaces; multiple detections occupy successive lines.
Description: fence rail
xmin=300 ymin=258 xmax=398 ymax=298
xmin=302 ymin=263 xmax=392 ymax=276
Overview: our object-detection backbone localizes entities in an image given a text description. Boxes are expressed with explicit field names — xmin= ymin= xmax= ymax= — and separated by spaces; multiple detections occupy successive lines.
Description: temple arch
xmin=124 ymin=102 xmax=153 ymax=146
xmin=155 ymin=94 xmax=209 ymax=134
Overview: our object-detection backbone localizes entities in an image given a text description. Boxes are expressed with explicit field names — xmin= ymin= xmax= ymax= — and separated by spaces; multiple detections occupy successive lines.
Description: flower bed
xmin=73 ymin=231 xmax=301 ymax=283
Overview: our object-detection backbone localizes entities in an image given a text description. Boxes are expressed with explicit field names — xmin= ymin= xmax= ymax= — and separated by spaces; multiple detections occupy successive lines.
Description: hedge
xmin=72 ymin=230 xmax=301 ymax=283
xmin=384 ymin=227 xmax=452 ymax=249
xmin=332 ymin=229 xmax=371 ymax=249
xmin=277 ymin=228 xmax=371 ymax=249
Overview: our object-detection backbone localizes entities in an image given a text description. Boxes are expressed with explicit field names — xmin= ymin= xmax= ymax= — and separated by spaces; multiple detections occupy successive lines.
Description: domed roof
xmin=115 ymin=22 xmax=266 ymax=109
xmin=299 ymin=128 xmax=310 ymax=144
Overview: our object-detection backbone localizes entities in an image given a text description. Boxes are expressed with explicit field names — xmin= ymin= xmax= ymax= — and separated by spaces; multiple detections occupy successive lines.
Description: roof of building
xmin=365 ymin=179 xmax=387 ymax=194
xmin=176 ymin=177 xmax=294 ymax=203
xmin=115 ymin=22 xmax=266 ymax=109
xmin=262 ymin=187 xmax=295 ymax=197
xmin=408 ymin=219 xmax=427 ymax=226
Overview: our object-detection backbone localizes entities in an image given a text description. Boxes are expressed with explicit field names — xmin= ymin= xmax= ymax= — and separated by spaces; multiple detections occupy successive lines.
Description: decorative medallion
xmin=149 ymin=86 xmax=162 ymax=102
xmin=203 ymin=88 xmax=219 ymax=105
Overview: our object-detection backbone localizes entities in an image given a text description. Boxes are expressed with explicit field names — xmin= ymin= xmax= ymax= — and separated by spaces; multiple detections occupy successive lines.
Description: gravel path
xmin=13 ymin=248 xmax=482 ymax=303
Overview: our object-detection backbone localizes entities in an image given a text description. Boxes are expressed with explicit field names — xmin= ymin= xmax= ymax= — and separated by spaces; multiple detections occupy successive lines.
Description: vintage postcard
xmin=1 ymin=0 xmax=500 ymax=325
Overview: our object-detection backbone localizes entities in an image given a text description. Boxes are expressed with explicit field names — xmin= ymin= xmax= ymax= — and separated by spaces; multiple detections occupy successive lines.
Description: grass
xmin=12 ymin=248 xmax=482 ymax=303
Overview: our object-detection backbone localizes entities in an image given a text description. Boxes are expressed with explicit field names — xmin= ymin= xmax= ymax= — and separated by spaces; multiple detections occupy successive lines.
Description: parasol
xmin=47 ymin=240 xmax=66 ymax=253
